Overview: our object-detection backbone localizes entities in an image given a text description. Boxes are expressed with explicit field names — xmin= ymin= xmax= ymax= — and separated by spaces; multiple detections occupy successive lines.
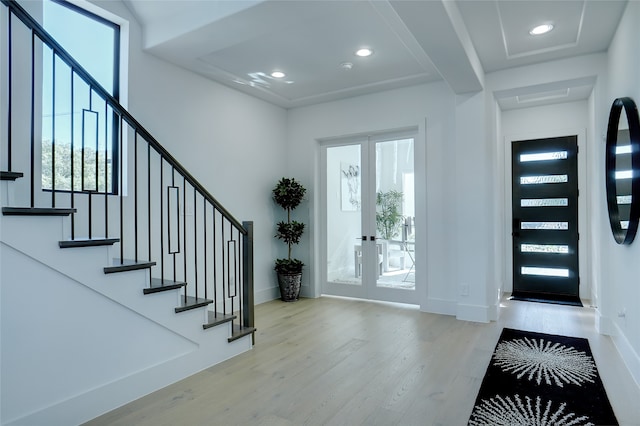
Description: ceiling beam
xmin=389 ymin=0 xmax=484 ymax=94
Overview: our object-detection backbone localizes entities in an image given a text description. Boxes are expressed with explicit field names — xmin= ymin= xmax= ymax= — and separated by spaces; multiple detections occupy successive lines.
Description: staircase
xmin=0 ymin=1 xmax=255 ymax=425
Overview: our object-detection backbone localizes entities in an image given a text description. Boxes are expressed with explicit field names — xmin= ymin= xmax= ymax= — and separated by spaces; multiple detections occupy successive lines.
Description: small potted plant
xmin=273 ymin=177 xmax=306 ymax=301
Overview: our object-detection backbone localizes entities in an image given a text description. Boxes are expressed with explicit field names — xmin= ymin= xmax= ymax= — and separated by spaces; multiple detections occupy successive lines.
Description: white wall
xmin=502 ymin=101 xmax=589 ymax=142
xmin=453 ymin=90 xmax=496 ymax=321
xmin=89 ymin=0 xmax=288 ymax=303
xmin=598 ymin=0 xmax=640 ymax=387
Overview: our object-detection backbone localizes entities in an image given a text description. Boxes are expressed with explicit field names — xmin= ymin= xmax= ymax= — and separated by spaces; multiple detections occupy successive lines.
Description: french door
xmin=511 ymin=135 xmax=580 ymax=303
xmin=321 ymin=132 xmax=417 ymax=304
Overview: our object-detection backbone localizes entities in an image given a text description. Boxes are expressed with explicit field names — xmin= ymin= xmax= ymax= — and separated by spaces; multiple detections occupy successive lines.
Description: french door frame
xmin=503 ymin=129 xmax=589 ymax=300
xmin=320 ymin=128 xmax=419 ymax=305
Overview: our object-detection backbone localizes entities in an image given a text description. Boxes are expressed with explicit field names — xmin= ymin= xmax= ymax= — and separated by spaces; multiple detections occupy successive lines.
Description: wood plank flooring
xmin=85 ymin=296 xmax=640 ymax=425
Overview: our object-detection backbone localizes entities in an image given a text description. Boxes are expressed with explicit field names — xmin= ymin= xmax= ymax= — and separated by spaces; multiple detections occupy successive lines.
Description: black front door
xmin=511 ymin=136 xmax=579 ymax=302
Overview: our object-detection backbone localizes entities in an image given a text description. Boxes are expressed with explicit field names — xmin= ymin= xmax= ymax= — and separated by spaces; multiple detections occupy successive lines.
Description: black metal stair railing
xmin=1 ymin=0 xmax=254 ymax=337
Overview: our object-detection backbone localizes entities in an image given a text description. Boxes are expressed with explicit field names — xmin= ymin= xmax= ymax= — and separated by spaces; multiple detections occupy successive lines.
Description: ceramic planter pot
xmin=277 ymin=272 xmax=302 ymax=302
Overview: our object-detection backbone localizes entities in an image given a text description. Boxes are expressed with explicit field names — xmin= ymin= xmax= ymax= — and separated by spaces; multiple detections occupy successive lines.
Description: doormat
xmin=468 ymin=328 xmax=618 ymax=426
xmin=510 ymin=292 xmax=583 ymax=307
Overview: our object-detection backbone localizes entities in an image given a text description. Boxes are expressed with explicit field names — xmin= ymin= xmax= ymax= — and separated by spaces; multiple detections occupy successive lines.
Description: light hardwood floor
xmin=85 ymin=296 xmax=640 ymax=426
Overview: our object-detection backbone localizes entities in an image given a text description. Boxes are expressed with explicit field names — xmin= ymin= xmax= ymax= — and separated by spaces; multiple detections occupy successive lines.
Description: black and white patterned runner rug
xmin=468 ymin=328 xmax=618 ymax=426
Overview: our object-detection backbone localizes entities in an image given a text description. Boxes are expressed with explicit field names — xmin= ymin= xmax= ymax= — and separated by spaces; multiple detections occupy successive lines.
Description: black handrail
xmin=1 ymin=0 xmax=246 ymax=233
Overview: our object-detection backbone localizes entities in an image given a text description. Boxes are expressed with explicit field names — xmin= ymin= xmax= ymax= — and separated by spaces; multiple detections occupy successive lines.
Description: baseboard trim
xmin=456 ymin=302 xmax=491 ymax=323
xmin=423 ymin=297 xmax=456 ymax=316
xmin=595 ymin=309 xmax=616 ymax=336
xmin=255 ymin=286 xmax=281 ymax=304
xmin=611 ymin=321 xmax=640 ymax=391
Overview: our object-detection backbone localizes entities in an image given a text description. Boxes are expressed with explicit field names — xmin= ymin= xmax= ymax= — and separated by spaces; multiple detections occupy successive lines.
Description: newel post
xmin=242 ymin=221 xmax=255 ymax=343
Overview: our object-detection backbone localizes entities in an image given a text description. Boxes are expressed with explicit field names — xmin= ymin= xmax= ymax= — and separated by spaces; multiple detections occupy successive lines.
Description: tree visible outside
xmin=41 ymin=140 xmax=111 ymax=192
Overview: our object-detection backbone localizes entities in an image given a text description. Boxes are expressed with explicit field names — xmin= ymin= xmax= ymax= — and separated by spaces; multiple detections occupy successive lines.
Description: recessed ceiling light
xmin=271 ymin=71 xmax=286 ymax=78
xmin=355 ymin=48 xmax=373 ymax=57
xmin=340 ymin=62 xmax=353 ymax=70
xmin=529 ymin=24 xmax=554 ymax=36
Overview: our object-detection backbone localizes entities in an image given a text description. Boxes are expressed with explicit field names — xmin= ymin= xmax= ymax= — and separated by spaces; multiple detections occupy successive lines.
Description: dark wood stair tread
xmin=2 ymin=207 xmax=76 ymax=216
xmin=203 ymin=311 xmax=236 ymax=330
xmin=59 ymin=238 xmax=119 ymax=248
xmin=144 ymin=278 xmax=187 ymax=294
xmin=104 ymin=259 xmax=156 ymax=274
xmin=0 ymin=171 xmax=24 ymax=181
xmin=175 ymin=296 xmax=213 ymax=313
xmin=228 ymin=324 xmax=256 ymax=342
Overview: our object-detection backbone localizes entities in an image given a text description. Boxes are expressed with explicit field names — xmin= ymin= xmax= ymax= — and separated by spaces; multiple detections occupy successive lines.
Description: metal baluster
xmin=160 ymin=157 xmax=164 ymax=283
xmin=203 ymin=200 xmax=208 ymax=300
xmin=104 ymin=100 xmax=108 ymax=239
xmin=194 ymin=188 xmax=198 ymax=300
xmin=134 ymin=132 xmax=138 ymax=262
xmin=82 ymin=93 xmax=91 ymax=238
xmin=212 ymin=208 xmax=218 ymax=317
xmin=183 ymin=176 xmax=187 ymax=304
xmin=222 ymin=218 xmax=226 ymax=315
xmin=172 ymin=167 xmax=177 ymax=283
xmin=93 ymin=95 xmax=99 ymax=195
xmin=50 ymin=51 xmax=56 ymax=207
xmin=7 ymin=11 xmax=12 ymax=171
xmin=119 ymin=113 xmax=123 ymax=264
xmin=237 ymin=227 xmax=242 ymax=328
xmin=88 ymin=191 xmax=93 ymax=238
xmin=70 ymin=72 xmax=75 ymax=239
xmin=82 ymin=92 xmax=90 ymax=195
xmin=229 ymin=239 xmax=234 ymax=322
xmin=147 ymin=142 xmax=151 ymax=262
xmin=30 ymin=31 xmax=35 ymax=207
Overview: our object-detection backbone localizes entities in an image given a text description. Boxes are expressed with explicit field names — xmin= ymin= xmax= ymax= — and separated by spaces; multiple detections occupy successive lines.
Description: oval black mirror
xmin=606 ymin=97 xmax=640 ymax=244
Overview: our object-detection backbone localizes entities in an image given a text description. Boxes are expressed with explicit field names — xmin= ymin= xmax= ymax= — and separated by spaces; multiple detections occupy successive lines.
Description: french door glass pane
xmin=326 ymin=145 xmax=362 ymax=285
xmin=375 ymin=138 xmax=415 ymax=290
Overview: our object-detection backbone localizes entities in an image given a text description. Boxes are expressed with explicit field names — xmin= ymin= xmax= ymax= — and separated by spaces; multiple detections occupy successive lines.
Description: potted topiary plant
xmin=273 ymin=177 xmax=307 ymax=301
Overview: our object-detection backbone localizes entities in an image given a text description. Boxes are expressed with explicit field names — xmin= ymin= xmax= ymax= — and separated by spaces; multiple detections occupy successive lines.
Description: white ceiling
xmin=122 ymin=0 xmax=627 ymax=110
